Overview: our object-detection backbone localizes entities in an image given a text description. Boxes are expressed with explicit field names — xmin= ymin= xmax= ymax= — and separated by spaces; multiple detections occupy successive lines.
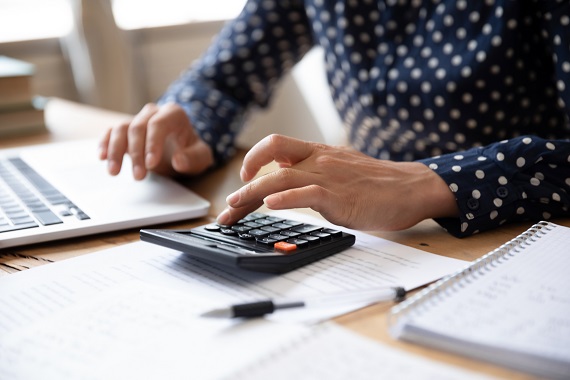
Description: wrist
xmin=417 ymin=163 xmax=459 ymax=219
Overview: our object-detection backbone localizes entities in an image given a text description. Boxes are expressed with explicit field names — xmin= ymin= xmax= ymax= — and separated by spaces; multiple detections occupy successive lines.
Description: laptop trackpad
xmin=20 ymin=140 xmax=209 ymax=220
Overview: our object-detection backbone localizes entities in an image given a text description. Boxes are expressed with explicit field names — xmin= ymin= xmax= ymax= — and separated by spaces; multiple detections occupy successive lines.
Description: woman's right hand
xmin=99 ymin=102 xmax=214 ymax=180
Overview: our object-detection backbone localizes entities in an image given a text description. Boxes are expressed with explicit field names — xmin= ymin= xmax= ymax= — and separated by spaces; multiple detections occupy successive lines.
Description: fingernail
xmin=263 ymin=195 xmax=277 ymax=208
xmin=108 ymin=160 xmax=118 ymax=175
xmin=98 ymin=146 xmax=106 ymax=159
xmin=133 ymin=165 xmax=145 ymax=180
xmin=216 ymin=208 xmax=230 ymax=225
xmin=145 ymin=152 xmax=156 ymax=168
xmin=226 ymin=191 xmax=239 ymax=206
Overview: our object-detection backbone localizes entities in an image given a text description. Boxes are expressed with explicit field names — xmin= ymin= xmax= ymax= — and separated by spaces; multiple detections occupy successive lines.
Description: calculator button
xmin=220 ymin=228 xmax=238 ymax=236
xmin=271 ymin=222 xmax=291 ymax=229
xmin=268 ymin=234 xmax=288 ymax=241
xmin=256 ymin=237 xmax=278 ymax=246
xmin=238 ymin=233 xmax=255 ymax=240
xmin=204 ymin=224 xmax=221 ymax=232
xmin=299 ymin=234 xmax=320 ymax=244
xmin=291 ymin=224 xmax=322 ymax=234
xmin=286 ymin=238 xmax=309 ymax=249
xmin=274 ymin=241 xmax=297 ymax=253
xmin=279 ymin=230 xmax=301 ymax=238
xmin=282 ymin=220 xmax=303 ymax=227
xmin=261 ymin=226 xmax=281 ymax=233
xmin=310 ymin=231 xmax=331 ymax=240
xmin=244 ymin=221 xmax=263 ymax=228
xmin=231 ymin=225 xmax=252 ymax=233
xmin=322 ymin=228 xmax=342 ymax=238
xmin=265 ymin=216 xmax=285 ymax=223
xmin=248 ymin=229 xmax=271 ymax=237
xmin=253 ymin=218 xmax=275 ymax=226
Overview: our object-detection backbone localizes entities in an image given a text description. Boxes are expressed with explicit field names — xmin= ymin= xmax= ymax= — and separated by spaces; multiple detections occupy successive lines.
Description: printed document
xmin=0 ymin=210 xmax=467 ymax=379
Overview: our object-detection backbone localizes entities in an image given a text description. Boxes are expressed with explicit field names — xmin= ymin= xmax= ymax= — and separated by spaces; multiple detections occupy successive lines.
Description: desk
xmin=1 ymin=98 xmax=565 ymax=379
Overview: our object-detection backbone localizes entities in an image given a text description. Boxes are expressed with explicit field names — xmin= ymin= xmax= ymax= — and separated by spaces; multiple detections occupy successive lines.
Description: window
xmin=112 ymin=0 xmax=246 ymax=30
xmin=0 ymin=0 xmax=73 ymax=43
xmin=0 ymin=0 xmax=246 ymax=43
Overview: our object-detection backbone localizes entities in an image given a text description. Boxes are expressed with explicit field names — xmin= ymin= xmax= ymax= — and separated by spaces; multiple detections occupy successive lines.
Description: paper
xmin=0 ymin=210 xmax=467 ymax=379
xmin=390 ymin=222 xmax=570 ymax=379
xmin=229 ymin=323 xmax=496 ymax=380
xmin=0 ymin=280 xmax=308 ymax=380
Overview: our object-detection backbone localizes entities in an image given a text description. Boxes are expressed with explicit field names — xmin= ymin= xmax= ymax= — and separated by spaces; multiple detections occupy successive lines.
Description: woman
xmin=100 ymin=0 xmax=570 ymax=236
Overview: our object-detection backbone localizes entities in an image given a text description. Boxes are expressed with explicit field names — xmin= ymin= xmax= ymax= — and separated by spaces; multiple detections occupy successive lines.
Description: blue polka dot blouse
xmin=159 ymin=0 xmax=570 ymax=237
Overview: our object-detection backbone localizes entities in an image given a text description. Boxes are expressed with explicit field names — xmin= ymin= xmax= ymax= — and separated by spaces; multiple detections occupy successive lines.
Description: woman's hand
xmin=217 ymin=134 xmax=458 ymax=231
xmin=99 ymin=102 xmax=214 ymax=179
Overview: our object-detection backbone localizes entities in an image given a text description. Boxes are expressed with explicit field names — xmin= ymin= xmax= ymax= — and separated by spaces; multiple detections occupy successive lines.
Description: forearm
xmin=158 ymin=0 xmax=314 ymax=165
xmin=159 ymin=76 xmax=246 ymax=165
xmin=421 ymin=136 xmax=570 ymax=236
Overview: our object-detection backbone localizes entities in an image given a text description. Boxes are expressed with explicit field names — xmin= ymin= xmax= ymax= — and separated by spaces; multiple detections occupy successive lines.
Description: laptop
xmin=0 ymin=139 xmax=210 ymax=249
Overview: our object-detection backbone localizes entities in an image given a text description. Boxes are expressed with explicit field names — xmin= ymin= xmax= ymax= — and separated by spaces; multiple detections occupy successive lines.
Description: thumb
xmin=172 ymin=140 xmax=214 ymax=175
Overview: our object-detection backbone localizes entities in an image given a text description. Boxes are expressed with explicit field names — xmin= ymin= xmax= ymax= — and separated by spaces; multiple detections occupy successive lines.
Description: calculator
xmin=140 ymin=212 xmax=356 ymax=274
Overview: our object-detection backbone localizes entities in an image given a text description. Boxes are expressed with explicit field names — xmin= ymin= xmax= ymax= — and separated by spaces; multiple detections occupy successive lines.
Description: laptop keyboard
xmin=0 ymin=157 xmax=90 ymax=234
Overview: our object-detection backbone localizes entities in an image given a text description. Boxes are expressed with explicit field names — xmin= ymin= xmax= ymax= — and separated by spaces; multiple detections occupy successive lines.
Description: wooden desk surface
xmin=1 ymin=98 xmax=565 ymax=379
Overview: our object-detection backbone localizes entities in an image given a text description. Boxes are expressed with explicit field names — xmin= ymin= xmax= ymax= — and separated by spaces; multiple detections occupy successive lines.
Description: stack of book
xmin=0 ymin=55 xmax=47 ymax=137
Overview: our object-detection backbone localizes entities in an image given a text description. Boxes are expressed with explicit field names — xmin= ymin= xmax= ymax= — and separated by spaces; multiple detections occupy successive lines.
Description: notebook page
xmin=404 ymin=224 xmax=570 ymax=362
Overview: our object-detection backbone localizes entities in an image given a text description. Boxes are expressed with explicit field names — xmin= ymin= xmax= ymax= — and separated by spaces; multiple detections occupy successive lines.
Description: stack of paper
xmin=0 ymin=211 xmax=469 ymax=379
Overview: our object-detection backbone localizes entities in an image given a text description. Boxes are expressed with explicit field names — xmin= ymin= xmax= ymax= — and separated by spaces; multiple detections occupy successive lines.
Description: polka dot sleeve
xmin=158 ymin=0 xmax=314 ymax=165
xmin=538 ymin=1 xmax=570 ymax=128
xmin=421 ymin=136 xmax=570 ymax=237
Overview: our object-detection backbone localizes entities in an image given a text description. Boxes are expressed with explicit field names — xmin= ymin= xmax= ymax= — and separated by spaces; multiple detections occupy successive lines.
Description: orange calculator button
xmin=274 ymin=241 xmax=297 ymax=253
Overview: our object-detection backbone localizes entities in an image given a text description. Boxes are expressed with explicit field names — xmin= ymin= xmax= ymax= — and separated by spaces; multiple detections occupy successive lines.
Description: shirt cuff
xmin=419 ymin=149 xmax=520 ymax=237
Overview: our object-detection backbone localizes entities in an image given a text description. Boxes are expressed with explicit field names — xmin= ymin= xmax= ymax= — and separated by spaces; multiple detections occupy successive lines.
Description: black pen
xmin=201 ymin=286 xmax=406 ymax=318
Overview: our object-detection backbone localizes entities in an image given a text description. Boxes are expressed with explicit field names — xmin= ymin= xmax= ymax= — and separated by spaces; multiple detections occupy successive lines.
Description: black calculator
xmin=140 ymin=212 xmax=355 ymax=274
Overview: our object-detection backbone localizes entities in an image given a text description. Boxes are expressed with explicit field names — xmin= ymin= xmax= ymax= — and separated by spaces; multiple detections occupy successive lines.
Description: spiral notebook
xmin=388 ymin=221 xmax=570 ymax=380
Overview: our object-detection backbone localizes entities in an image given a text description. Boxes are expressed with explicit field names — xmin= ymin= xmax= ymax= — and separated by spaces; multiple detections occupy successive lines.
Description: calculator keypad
xmin=141 ymin=213 xmax=356 ymax=273
xmin=198 ymin=212 xmax=343 ymax=254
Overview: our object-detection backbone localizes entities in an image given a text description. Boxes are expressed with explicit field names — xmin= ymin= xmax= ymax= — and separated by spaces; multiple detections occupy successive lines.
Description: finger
xmin=127 ymin=103 xmax=160 ymax=180
xmin=106 ymin=120 xmax=130 ymax=176
xmin=98 ymin=128 xmax=112 ymax=160
xmin=216 ymin=200 xmax=265 ymax=226
xmin=240 ymin=134 xmax=317 ymax=181
xmin=264 ymin=185 xmax=348 ymax=227
xmin=172 ymin=139 xmax=214 ymax=175
xmin=263 ymin=185 xmax=326 ymax=209
xmin=226 ymin=168 xmax=318 ymax=210
xmin=266 ymin=185 xmax=335 ymax=214
xmin=145 ymin=103 xmax=193 ymax=170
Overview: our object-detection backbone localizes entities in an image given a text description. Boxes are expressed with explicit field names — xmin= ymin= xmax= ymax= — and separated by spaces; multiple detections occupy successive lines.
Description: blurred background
xmin=0 ymin=0 xmax=346 ymax=148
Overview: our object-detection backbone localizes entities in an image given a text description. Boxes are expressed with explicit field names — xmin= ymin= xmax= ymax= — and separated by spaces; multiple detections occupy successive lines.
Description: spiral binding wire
xmin=388 ymin=221 xmax=554 ymax=333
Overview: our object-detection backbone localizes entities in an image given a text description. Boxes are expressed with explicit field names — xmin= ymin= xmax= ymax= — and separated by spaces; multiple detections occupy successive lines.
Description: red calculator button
xmin=274 ymin=241 xmax=297 ymax=253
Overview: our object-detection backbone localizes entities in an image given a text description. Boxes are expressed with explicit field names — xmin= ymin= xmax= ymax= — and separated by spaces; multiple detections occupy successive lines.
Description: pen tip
xmin=201 ymin=308 xmax=233 ymax=318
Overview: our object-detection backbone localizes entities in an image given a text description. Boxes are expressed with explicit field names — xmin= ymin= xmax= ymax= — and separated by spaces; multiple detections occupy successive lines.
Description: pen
xmin=201 ymin=286 xmax=406 ymax=318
